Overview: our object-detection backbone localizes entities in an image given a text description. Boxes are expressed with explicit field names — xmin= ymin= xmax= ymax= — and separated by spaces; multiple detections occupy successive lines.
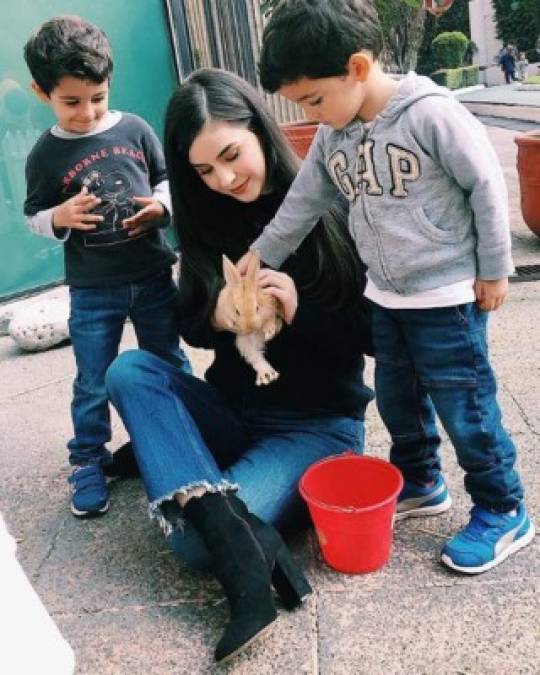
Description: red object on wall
xmin=280 ymin=121 xmax=319 ymax=159
xmin=515 ymin=132 xmax=540 ymax=237
xmin=423 ymin=0 xmax=454 ymax=17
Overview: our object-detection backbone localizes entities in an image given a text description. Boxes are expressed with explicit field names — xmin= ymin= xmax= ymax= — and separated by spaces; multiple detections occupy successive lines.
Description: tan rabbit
xmin=221 ymin=252 xmax=283 ymax=386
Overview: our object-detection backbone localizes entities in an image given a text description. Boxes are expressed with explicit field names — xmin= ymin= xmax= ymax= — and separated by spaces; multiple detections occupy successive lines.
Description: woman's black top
xmin=177 ymin=194 xmax=374 ymax=419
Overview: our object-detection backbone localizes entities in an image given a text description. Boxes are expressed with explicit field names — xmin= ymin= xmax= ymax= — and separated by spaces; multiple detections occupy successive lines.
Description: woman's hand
xmin=258 ymin=269 xmax=298 ymax=325
xmin=236 ymin=250 xmax=258 ymax=275
xmin=212 ymin=287 xmax=236 ymax=332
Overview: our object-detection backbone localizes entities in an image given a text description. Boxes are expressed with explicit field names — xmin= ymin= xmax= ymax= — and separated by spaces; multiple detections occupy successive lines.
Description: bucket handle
xmin=299 ymin=451 xmax=402 ymax=514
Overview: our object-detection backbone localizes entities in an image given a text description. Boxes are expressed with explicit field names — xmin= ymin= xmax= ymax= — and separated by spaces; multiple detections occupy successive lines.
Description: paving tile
xmin=317 ymin=580 xmax=540 ymax=674
xmin=58 ymin=597 xmax=314 ymax=675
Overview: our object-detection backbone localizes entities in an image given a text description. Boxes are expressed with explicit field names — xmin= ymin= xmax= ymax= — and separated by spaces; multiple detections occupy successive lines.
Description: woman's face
xmin=189 ymin=120 xmax=267 ymax=203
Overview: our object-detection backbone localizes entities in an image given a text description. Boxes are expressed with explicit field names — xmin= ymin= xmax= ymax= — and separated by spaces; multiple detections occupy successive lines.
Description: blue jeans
xmin=105 ymin=349 xmax=365 ymax=569
xmin=372 ymin=301 xmax=523 ymax=512
xmin=67 ymin=270 xmax=191 ymax=466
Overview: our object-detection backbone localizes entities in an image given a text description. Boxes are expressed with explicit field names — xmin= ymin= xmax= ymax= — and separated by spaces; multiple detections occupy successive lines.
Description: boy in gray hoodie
xmin=244 ymin=0 xmax=534 ymax=574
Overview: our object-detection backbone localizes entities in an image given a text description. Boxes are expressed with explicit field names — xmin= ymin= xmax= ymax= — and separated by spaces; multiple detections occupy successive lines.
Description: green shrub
xmin=525 ymin=48 xmax=540 ymax=64
xmin=523 ymin=75 xmax=540 ymax=85
xmin=431 ymin=31 xmax=469 ymax=69
xmin=417 ymin=0 xmax=471 ymax=75
xmin=430 ymin=65 xmax=479 ymax=90
xmin=492 ymin=0 xmax=540 ymax=53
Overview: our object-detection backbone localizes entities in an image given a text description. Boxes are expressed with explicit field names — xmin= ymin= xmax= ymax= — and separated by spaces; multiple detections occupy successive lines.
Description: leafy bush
xmin=492 ymin=0 xmax=540 ymax=52
xmin=417 ymin=0 xmax=471 ymax=74
xmin=431 ymin=31 xmax=469 ymax=69
xmin=430 ymin=64 xmax=479 ymax=89
xmin=525 ymin=48 xmax=540 ymax=64
xmin=523 ymin=75 xmax=540 ymax=84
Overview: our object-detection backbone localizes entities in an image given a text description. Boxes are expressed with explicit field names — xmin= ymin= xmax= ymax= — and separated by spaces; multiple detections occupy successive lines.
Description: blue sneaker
xmin=68 ymin=463 xmax=109 ymax=518
xmin=396 ymin=474 xmax=452 ymax=521
xmin=441 ymin=503 xmax=535 ymax=574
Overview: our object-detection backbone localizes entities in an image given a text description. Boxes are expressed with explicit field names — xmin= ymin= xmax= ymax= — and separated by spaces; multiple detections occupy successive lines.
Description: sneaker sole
xmin=71 ymin=500 xmax=110 ymax=518
xmin=395 ymin=494 xmax=452 ymax=521
xmin=440 ymin=520 xmax=536 ymax=574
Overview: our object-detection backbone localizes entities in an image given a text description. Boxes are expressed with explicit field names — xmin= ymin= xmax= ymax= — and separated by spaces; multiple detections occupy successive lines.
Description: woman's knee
xmin=105 ymin=349 xmax=152 ymax=399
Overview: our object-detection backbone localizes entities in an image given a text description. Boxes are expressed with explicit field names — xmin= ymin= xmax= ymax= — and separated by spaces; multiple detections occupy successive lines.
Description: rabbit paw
xmin=263 ymin=325 xmax=276 ymax=341
xmin=255 ymin=364 xmax=280 ymax=386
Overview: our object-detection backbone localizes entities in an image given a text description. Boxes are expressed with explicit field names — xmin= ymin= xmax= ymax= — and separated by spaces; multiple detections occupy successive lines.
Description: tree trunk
xmin=381 ymin=5 xmax=426 ymax=73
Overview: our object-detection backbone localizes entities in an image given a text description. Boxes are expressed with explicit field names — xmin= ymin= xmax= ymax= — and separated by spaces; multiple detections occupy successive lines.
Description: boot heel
xmin=272 ymin=545 xmax=312 ymax=610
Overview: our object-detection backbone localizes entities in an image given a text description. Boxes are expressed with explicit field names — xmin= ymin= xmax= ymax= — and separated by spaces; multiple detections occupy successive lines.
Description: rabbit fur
xmin=221 ymin=252 xmax=283 ymax=386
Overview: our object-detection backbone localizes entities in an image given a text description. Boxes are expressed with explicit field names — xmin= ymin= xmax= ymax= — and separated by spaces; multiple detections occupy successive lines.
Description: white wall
xmin=469 ymin=0 xmax=505 ymax=85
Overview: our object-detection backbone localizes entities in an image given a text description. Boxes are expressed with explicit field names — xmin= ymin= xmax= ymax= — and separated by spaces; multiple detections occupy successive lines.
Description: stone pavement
xmin=1 ymin=124 xmax=539 ymax=675
xmin=457 ymin=82 xmax=540 ymax=124
xmin=457 ymin=83 xmax=540 ymax=107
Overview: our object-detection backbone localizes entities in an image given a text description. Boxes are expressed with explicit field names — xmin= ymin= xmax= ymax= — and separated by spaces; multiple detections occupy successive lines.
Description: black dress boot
xmin=183 ymin=491 xmax=277 ymax=663
xmin=227 ymin=494 xmax=312 ymax=609
xmin=103 ymin=441 xmax=140 ymax=478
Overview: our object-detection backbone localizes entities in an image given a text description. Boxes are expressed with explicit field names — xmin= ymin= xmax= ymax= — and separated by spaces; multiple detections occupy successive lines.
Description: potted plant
xmin=515 ymin=131 xmax=540 ymax=236
xmin=280 ymin=121 xmax=319 ymax=159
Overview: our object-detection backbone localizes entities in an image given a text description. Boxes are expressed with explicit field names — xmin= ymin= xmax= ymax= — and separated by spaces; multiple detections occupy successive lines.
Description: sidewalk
xmin=1 ymin=126 xmax=539 ymax=674
xmin=457 ymin=82 xmax=540 ymax=124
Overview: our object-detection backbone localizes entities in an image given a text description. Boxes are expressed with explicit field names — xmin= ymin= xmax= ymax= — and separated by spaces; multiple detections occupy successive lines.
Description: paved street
xmin=1 ymin=123 xmax=539 ymax=674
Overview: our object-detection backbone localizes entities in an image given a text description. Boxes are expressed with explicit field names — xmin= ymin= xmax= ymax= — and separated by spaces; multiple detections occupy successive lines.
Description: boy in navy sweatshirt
xmin=242 ymin=0 xmax=534 ymax=574
xmin=23 ymin=16 xmax=190 ymax=518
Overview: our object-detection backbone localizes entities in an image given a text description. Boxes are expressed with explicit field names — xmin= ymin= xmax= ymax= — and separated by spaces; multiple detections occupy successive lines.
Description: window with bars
xmin=164 ymin=0 xmax=304 ymax=123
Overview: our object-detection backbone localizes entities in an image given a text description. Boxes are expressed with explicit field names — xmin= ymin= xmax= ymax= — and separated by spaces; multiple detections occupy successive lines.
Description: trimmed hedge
xmin=431 ymin=31 xmax=469 ymax=69
xmin=430 ymin=65 xmax=479 ymax=90
xmin=525 ymin=48 xmax=540 ymax=64
xmin=417 ymin=0 xmax=471 ymax=75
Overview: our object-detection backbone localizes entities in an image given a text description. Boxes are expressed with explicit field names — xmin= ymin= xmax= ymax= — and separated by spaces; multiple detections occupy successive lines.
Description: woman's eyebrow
xmin=192 ymin=143 xmax=238 ymax=167
xmin=217 ymin=143 xmax=237 ymax=159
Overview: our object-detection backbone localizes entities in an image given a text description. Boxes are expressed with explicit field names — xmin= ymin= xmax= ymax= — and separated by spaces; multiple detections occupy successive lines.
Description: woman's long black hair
xmin=164 ymin=67 xmax=363 ymax=323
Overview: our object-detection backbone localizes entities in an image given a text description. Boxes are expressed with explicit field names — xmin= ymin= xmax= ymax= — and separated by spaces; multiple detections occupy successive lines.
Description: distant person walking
xmin=500 ymin=46 xmax=517 ymax=84
xmin=516 ymin=52 xmax=529 ymax=81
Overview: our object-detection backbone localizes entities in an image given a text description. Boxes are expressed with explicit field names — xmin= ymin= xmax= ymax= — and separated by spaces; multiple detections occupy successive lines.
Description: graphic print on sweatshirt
xmin=62 ymin=147 xmax=149 ymax=248
xmin=327 ymin=141 xmax=421 ymax=201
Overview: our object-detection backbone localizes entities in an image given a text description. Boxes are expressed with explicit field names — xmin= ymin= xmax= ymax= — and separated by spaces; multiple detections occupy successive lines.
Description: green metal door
xmin=0 ymin=0 xmax=177 ymax=299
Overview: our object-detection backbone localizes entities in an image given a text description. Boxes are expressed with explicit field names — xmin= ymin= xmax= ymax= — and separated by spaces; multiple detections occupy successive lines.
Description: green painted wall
xmin=0 ymin=0 xmax=177 ymax=299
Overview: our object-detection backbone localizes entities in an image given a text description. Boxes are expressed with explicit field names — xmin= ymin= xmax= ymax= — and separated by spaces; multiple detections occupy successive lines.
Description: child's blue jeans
xmin=105 ymin=349 xmax=366 ymax=570
xmin=67 ymin=269 xmax=191 ymax=466
xmin=371 ymin=300 xmax=523 ymax=512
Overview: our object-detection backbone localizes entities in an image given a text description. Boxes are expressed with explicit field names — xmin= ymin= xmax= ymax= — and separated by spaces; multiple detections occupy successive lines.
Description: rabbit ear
xmin=246 ymin=250 xmax=261 ymax=282
xmin=222 ymin=255 xmax=241 ymax=286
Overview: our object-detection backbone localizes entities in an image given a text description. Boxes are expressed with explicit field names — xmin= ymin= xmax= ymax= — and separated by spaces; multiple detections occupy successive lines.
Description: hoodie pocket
xmin=363 ymin=205 xmax=470 ymax=286
xmin=411 ymin=207 xmax=465 ymax=245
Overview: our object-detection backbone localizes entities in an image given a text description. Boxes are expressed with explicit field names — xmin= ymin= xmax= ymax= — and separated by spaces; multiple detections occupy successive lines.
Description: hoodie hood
xmin=380 ymin=71 xmax=450 ymax=119
xmin=338 ymin=72 xmax=449 ymax=140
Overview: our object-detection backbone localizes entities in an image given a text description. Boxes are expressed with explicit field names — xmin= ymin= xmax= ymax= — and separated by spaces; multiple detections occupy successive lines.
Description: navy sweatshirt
xmin=24 ymin=113 xmax=176 ymax=287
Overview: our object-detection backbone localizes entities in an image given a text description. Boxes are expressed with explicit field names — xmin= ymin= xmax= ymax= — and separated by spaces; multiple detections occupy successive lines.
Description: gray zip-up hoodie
xmin=252 ymin=72 xmax=513 ymax=294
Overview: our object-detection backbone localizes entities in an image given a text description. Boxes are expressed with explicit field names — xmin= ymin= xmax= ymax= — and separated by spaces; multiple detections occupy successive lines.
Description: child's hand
xmin=52 ymin=187 xmax=103 ymax=230
xmin=474 ymin=278 xmax=508 ymax=311
xmin=122 ymin=197 xmax=165 ymax=237
xmin=236 ymin=250 xmax=257 ymax=275
xmin=258 ymin=269 xmax=298 ymax=324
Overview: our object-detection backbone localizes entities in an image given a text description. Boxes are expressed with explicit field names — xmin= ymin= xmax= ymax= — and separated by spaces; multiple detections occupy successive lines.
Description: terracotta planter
xmin=280 ymin=121 xmax=319 ymax=159
xmin=515 ymin=131 xmax=540 ymax=236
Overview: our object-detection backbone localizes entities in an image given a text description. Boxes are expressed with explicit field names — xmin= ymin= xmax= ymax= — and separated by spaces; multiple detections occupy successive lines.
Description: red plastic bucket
xmin=299 ymin=452 xmax=403 ymax=574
